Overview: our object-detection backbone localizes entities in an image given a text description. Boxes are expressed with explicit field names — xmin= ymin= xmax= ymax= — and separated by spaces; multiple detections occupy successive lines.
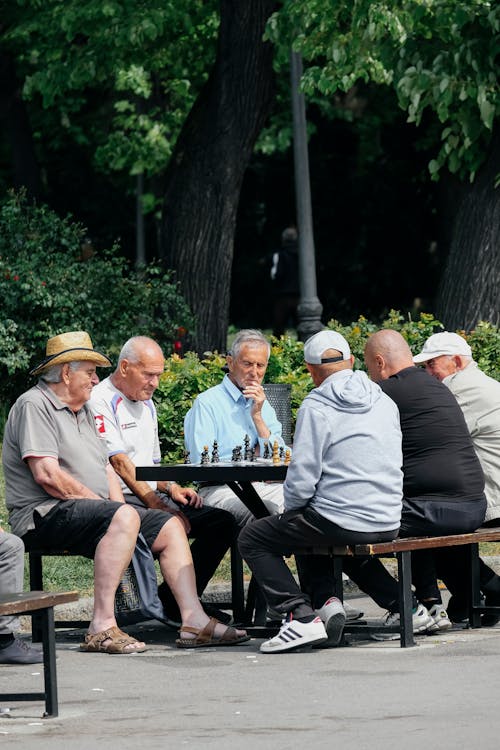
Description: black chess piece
xmin=182 ymin=450 xmax=191 ymax=464
xmin=279 ymin=447 xmax=285 ymax=460
xmin=250 ymin=447 xmax=256 ymax=462
xmin=263 ymin=442 xmax=270 ymax=459
xmin=243 ymin=434 xmax=252 ymax=461
xmin=201 ymin=446 xmax=210 ymax=465
xmin=231 ymin=446 xmax=242 ymax=462
xmin=211 ymin=440 xmax=220 ymax=463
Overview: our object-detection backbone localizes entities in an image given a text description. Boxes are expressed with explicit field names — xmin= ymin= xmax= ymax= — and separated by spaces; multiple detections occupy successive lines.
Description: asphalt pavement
xmin=2 ymin=585 xmax=500 ymax=750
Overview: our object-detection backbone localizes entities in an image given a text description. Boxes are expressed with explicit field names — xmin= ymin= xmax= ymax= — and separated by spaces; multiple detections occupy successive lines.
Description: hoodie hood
xmin=307 ymin=369 xmax=381 ymax=414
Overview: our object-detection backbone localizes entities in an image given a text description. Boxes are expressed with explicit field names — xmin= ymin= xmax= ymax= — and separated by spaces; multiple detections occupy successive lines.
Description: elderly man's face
xmin=120 ymin=348 xmax=165 ymax=401
xmin=424 ymin=355 xmax=457 ymax=381
xmin=66 ymin=363 xmax=99 ymax=407
xmin=227 ymin=344 xmax=269 ymax=390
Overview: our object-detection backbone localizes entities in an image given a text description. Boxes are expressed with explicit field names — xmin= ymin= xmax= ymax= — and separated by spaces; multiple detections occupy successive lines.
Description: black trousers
xmin=345 ymin=495 xmax=488 ymax=612
xmin=238 ymin=508 xmax=397 ymax=616
xmin=125 ymin=495 xmax=237 ymax=619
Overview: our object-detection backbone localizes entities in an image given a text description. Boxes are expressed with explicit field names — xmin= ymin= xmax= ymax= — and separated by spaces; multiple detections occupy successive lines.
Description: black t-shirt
xmin=380 ymin=367 xmax=484 ymax=502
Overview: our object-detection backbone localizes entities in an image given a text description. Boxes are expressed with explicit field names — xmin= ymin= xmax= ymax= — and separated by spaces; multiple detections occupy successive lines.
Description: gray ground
xmin=2 ymin=576 xmax=500 ymax=750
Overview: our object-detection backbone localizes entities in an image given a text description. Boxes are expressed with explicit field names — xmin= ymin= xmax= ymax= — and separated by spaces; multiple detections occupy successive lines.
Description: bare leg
xmin=151 ymin=517 xmax=246 ymax=639
xmin=89 ymin=504 xmax=146 ymax=651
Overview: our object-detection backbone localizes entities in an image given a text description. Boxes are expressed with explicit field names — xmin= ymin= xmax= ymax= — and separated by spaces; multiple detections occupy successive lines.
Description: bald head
xmin=112 ymin=336 xmax=165 ymax=401
xmin=364 ymin=329 xmax=414 ymax=382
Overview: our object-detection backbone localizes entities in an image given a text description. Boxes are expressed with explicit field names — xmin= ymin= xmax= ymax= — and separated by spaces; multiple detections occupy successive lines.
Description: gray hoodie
xmin=284 ymin=369 xmax=403 ymax=532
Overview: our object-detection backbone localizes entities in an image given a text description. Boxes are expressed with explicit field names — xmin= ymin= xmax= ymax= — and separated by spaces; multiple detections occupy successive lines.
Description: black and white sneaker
xmin=260 ymin=614 xmax=327 ymax=653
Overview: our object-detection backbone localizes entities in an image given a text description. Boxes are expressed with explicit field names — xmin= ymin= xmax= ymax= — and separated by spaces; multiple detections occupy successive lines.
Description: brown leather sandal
xmin=176 ymin=617 xmax=250 ymax=648
xmin=80 ymin=626 xmax=147 ymax=654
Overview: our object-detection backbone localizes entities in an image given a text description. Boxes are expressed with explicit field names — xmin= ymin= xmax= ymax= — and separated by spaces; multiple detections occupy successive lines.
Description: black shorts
xmin=22 ymin=498 xmax=172 ymax=557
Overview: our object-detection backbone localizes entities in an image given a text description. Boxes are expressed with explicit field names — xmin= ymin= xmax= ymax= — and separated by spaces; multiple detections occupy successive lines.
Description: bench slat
xmin=355 ymin=527 xmax=500 ymax=556
xmin=0 ymin=591 xmax=79 ymax=616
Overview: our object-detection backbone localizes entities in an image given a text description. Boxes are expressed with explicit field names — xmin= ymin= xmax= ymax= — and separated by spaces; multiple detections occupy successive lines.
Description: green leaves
xmin=273 ymin=0 xmax=499 ymax=181
xmin=0 ymin=191 xmax=193 ymax=407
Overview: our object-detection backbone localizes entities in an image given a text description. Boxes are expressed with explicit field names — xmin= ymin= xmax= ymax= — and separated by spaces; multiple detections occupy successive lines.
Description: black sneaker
xmin=0 ymin=638 xmax=43 ymax=664
xmin=482 ymin=591 xmax=500 ymax=627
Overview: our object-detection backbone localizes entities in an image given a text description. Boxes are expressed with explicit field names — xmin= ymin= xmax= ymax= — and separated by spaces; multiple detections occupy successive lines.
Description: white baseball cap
xmin=413 ymin=331 xmax=472 ymax=363
xmin=303 ymin=330 xmax=351 ymax=364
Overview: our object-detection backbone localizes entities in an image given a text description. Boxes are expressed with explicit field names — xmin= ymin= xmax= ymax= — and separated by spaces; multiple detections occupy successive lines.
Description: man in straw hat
xmin=2 ymin=331 xmax=248 ymax=653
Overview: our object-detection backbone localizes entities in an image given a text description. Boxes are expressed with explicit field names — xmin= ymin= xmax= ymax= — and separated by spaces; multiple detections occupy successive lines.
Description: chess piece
xmin=244 ymin=434 xmax=252 ymax=461
xmin=250 ymin=447 xmax=256 ymax=462
xmin=272 ymin=440 xmax=280 ymax=466
xmin=263 ymin=442 xmax=270 ymax=460
xmin=182 ymin=449 xmax=191 ymax=464
xmin=211 ymin=440 xmax=220 ymax=463
xmin=201 ymin=445 xmax=210 ymax=464
xmin=284 ymin=448 xmax=291 ymax=465
xmin=232 ymin=445 xmax=242 ymax=462
xmin=279 ymin=447 xmax=285 ymax=461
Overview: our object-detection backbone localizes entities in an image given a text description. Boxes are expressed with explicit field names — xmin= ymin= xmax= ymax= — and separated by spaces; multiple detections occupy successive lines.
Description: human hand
xmin=169 ymin=484 xmax=203 ymax=509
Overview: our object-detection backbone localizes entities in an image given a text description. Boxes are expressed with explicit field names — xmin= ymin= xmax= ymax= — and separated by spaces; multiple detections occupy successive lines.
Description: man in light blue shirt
xmin=184 ymin=329 xmax=286 ymax=526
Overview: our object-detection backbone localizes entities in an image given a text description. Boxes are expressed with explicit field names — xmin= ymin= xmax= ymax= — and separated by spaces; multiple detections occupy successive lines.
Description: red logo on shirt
xmin=94 ymin=415 xmax=106 ymax=434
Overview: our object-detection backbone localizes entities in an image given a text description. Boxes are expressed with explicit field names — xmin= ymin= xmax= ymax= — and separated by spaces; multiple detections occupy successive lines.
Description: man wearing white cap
xmin=414 ymin=331 xmax=500 ymax=624
xmin=239 ymin=329 xmax=404 ymax=652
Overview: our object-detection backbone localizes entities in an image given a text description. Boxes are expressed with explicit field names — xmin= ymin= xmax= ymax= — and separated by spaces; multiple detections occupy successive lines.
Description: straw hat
xmin=30 ymin=331 xmax=112 ymax=376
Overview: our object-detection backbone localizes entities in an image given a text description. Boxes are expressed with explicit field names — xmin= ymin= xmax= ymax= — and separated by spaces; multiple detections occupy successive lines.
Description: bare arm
xmin=109 ymin=452 xmax=202 ymax=509
xmin=26 ymin=456 xmax=101 ymax=500
xmin=106 ymin=463 xmax=125 ymax=503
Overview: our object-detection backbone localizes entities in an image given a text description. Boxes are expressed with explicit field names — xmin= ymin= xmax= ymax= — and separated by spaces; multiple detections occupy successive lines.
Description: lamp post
xmin=290 ymin=50 xmax=324 ymax=341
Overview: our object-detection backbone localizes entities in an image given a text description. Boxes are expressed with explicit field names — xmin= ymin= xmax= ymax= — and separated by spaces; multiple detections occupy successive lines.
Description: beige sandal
xmin=80 ymin=626 xmax=147 ymax=654
xmin=176 ymin=617 xmax=250 ymax=649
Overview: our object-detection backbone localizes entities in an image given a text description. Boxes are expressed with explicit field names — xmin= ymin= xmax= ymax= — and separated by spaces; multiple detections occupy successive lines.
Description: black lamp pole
xmin=290 ymin=50 xmax=324 ymax=341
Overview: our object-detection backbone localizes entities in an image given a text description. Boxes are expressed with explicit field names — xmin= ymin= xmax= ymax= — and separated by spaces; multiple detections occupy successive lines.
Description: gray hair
xmin=39 ymin=360 xmax=84 ymax=383
xmin=230 ymin=329 xmax=270 ymax=360
xmin=117 ymin=336 xmax=156 ymax=366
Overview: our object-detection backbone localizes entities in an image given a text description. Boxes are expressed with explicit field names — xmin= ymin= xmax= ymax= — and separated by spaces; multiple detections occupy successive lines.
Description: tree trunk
xmin=159 ymin=1 xmax=277 ymax=353
xmin=436 ymin=130 xmax=500 ymax=330
xmin=0 ymin=48 xmax=42 ymax=200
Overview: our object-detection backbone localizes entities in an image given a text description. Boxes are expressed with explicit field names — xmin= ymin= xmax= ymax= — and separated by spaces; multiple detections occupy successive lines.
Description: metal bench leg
xmin=333 ymin=556 xmax=344 ymax=601
xmin=40 ymin=606 xmax=58 ymax=718
xmin=469 ymin=543 xmax=482 ymax=628
xmin=230 ymin=542 xmax=245 ymax=623
xmin=397 ymin=551 xmax=415 ymax=647
xmin=29 ymin=553 xmax=44 ymax=643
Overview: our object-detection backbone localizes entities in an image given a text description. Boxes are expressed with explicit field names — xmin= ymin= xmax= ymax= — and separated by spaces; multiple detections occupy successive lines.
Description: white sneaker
xmin=260 ymin=614 xmax=327 ymax=653
xmin=314 ymin=597 xmax=346 ymax=647
xmin=345 ymin=602 xmax=364 ymax=621
xmin=372 ymin=603 xmax=434 ymax=641
xmin=427 ymin=603 xmax=452 ymax=632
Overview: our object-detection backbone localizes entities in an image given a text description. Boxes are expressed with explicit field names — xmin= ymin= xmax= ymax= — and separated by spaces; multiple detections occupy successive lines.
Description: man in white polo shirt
xmin=89 ymin=335 xmax=237 ymax=626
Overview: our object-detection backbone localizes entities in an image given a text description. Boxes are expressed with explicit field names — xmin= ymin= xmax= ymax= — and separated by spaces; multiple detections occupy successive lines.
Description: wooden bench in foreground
xmin=296 ymin=526 xmax=500 ymax=648
xmin=0 ymin=590 xmax=79 ymax=717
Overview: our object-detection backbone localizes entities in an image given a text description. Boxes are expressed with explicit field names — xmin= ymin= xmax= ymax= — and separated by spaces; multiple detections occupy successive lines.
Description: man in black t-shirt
xmin=345 ymin=329 xmax=493 ymax=636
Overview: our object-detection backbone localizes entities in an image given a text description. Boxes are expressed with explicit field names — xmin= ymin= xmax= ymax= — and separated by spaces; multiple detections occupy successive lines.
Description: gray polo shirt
xmin=2 ymin=381 xmax=110 ymax=537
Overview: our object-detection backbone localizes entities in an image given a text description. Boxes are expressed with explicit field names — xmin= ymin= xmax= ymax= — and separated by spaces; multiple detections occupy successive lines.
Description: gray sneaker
xmin=313 ymin=596 xmax=347 ymax=648
xmin=0 ymin=638 xmax=43 ymax=664
xmin=372 ymin=603 xmax=434 ymax=641
xmin=344 ymin=602 xmax=364 ymax=621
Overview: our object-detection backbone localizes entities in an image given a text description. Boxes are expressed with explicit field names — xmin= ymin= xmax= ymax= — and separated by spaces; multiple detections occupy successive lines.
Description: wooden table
xmin=136 ymin=462 xmax=288 ymax=624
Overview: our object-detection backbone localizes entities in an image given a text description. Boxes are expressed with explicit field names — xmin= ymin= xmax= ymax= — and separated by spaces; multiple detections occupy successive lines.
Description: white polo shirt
xmin=89 ymin=377 xmax=161 ymax=494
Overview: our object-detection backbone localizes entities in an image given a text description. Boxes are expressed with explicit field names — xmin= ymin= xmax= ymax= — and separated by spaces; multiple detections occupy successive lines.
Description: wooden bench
xmin=0 ymin=590 xmax=79 ymax=717
xmin=294 ymin=526 xmax=500 ymax=647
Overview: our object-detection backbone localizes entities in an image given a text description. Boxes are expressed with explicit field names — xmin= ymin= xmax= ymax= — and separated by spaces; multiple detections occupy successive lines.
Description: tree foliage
xmin=270 ymin=0 xmax=499 ymax=181
xmin=0 ymin=191 xmax=193 ymax=407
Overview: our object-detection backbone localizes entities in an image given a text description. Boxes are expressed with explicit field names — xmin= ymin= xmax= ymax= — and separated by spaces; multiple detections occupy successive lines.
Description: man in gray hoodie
xmin=238 ymin=330 xmax=404 ymax=653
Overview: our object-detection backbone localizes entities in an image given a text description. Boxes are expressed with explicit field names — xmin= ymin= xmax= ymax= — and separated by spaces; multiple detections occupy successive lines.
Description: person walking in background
xmin=270 ymin=226 xmax=300 ymax=337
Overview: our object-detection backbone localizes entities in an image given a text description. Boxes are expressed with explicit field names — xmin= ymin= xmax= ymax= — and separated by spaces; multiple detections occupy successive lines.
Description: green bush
xmin=0 ymin=191 xmax=193 ymax=410
xmin=155 ymin=311 xmax=500 ymax=461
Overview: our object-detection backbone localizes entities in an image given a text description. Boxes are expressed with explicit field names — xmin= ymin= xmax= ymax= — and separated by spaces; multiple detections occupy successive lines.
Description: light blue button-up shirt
xmin=184 ymin=374 xmax=285 ymax=462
